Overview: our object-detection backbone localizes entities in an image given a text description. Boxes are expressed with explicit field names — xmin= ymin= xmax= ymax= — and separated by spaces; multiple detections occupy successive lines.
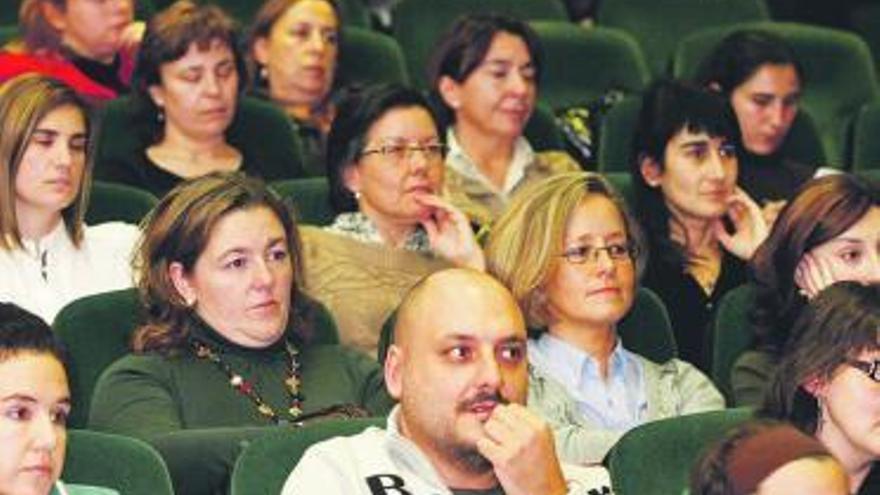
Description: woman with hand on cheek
xmin=732 ymin=174 xmax=880 ymax=407
xmin=303 ymin=84 xmax=484 ymax=357
xmin=632 ymin=80 xmax=768 ymax=373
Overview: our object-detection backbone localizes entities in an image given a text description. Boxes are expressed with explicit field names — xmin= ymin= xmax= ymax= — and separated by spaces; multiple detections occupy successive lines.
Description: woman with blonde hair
xmin=0 ymin=74 xmax=137 ymax=323
xmin=486 ymin=171 xmax=723 ymax=464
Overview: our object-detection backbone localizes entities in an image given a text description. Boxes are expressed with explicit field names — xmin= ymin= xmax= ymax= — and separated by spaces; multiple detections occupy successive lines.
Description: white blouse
xmin=0 ymin=221 xmax=139 ymax=323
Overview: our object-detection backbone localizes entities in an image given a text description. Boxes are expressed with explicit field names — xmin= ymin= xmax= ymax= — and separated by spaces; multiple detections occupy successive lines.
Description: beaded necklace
xmin=190 ymin=338 xmax=304 ymax=424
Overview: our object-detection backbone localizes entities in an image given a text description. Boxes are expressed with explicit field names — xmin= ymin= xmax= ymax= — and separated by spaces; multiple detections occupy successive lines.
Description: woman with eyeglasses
xmin=761 ymin=281 xmax=880 ymax=495
xmin=486 ymin=172 xmax=723 ymax=464
xmin=304 ymin=83 xmax=484 ymax=357
xmin=428 ymin=14 xmax=579 ymax=226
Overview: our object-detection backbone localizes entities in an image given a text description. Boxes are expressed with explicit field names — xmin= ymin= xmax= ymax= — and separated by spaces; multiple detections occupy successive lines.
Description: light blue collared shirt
xmin=529 ymin=333 xmax=648 ymax=431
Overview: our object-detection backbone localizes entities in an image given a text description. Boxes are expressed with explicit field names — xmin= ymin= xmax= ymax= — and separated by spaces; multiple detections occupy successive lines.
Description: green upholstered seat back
xmin=597 ymin=93 xmax=827 ymax=172
xmin=230 ymin=417 xmax=384 ymax=495
xmin=596 ymin=0 xmax=768 ymax=78
xmin=852 ymin=100 xmax=880 ymax=171
xmin=54 ymin=289 xmax=143 ymax=429
xmin=54 ymin=288 xmax=340 ymax=428
xmin=86 ymin=181 xmax=158 ymax=225
xmin=530 ymin=22 xmax=650 ymax=111
xmin=64 ymin=429 xmax=174 ymax=495
xmin=270 ymin=177 xmax=335 ymax=226
xmin=378 ymin=287 xmax=676 ymax=365
xmin=607 ymin=408 xmax=754 ymax=495
xmin=525 ymin=103 xmax=566 ymax=152
xmin=156 ymin=0 xmax=370 ymax=26
xmin=391 ymin=0 xmax=568 ymax=90
xmin=711 ymin=284 xmax=759 ymax=403
xmin=674 ymin=22 xmax=880 ymax=167
xmin=336 ymin=26 xmax=410 ymax=89
xmin=603 ymin=172 xmax=635 ymax=211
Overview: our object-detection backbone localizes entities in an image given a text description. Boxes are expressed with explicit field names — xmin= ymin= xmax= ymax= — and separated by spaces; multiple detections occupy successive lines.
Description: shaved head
xmin=393 ymin=268 xmax=524 ymax=348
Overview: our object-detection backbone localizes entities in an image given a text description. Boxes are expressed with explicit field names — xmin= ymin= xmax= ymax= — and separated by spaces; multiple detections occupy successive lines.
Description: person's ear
xmin=639 ymin=156 xmax=663 ymax=188
xmin=40 ymin=1 xmax=68 ymax=32
xmin=384 ymin=345 xmax=404 ymax=400
xmin=147 ymin=84 xmax=165 ymax=109
xmin=438 ymin=75 xmax=463 ymax=110
xmin=342 ymin=164 xmax=361 ymax=199
xmin=252 ymin=36 xmax=270 ymax=66
xmin=802 ymin=374 xmax=827 ymax=397
xmin=168 ymin=262 xmax=197 ymax=307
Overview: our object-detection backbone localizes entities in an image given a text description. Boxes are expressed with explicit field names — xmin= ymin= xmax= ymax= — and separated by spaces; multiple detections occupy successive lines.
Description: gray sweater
xmin=528 ymin=355 xmax=724 ymax=464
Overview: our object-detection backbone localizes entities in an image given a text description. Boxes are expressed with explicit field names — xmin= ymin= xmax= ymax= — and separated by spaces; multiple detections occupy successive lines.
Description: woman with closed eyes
xmin=0 ymin=75 xmax=136 ymax=324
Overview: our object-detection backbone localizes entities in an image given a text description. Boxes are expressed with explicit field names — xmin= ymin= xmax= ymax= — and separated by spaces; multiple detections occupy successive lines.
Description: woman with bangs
xmin=486 ymin=172 xmax=723 ymax=464
xmin=0 ymin=75 xmax=137 ymax=324
xmin=732 ymin=174 xmax=880 ymax=406
xmin=95 ymin=1 xmax=297 ymax=197
xmin=632 ymin=80 xmax=768 ymax=372
xmin=761 ymin=282 xmax=880 ymax=494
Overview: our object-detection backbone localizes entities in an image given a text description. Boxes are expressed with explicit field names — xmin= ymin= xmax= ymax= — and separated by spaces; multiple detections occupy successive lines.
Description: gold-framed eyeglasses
xmin=846 ymin=359 xmax=880 ymax=383
xmin=359 ymin=142 xmax=446 ymax=163
xmin=560 ymin=242 xmax=638 ymax=265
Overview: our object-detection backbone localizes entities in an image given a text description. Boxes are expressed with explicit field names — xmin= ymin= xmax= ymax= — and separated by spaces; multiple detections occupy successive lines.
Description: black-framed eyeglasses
xmin=846 ymin=359 xmax=880 ymax=383
xmin=359 ymin=143 xmax=446 ymax=163
xmin=559 ymin=242 xmax=638 ymax=265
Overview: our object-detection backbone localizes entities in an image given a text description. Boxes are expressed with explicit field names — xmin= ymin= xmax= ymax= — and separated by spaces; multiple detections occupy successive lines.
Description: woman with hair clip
xmin=732 ymin=174 xmax=880 ymax=407
xmin=632 ymin=80 xmax=767 ymax=372
xmin=690 ymin=419 xmax=847 ymax=495
xmin=247 ymin=0 xmax=340 ymax=175
xmin=428 ymin=13 xmax=579 ymax=226
xmin=761 ymin=281 xmax=880 ymax=494
xmin=88 ymin=172 xmax=391 ymax=495
xmin=95 ymin=1 xmax=299 ymax=197
xmin=0 ymin=0 xmax=140 ymax=102
xmin=0 ymin=74 xmax=137 ymax=324
xmin=0 ymin=302 xmax=122 ymax=495
xmin=486 ymin=171 xmax=723 ymax=464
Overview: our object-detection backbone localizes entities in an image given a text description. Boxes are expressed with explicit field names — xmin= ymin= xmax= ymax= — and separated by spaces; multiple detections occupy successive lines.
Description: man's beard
xmin=442 ymin=390 xmax=510 ymax=474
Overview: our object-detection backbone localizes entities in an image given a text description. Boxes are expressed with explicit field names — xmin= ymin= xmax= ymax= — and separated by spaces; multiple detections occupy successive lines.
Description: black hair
xmin=326 ymin=84 xmax=441 ymax=213
xmin=694 ymin=30 xmax=804 ymax=94
xmin=426 ymin=13 xmax=543 ymax=127
xmin=631 ymin=79 xmax=742 ymax=269
xmin=0 ymin=303 xmax=69 ymax=372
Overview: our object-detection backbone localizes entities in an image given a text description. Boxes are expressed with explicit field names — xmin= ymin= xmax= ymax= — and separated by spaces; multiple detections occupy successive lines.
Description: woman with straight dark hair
xmin=632 ymin=80 xmax=767 ymax=372
xmin=761 ymin=282 xmax=880 ymax=494
xmin=428 ymin=13 xmax=578 ymax=225
xmin=732 ymin=174 xmax=880 ymax=406
xmin=695 ymin=30 xmax=815 ymax=220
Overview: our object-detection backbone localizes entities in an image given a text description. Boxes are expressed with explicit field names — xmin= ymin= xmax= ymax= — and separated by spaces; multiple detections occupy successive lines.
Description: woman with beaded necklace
xmin=88 ymin=172 xmax=391 ymax=495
